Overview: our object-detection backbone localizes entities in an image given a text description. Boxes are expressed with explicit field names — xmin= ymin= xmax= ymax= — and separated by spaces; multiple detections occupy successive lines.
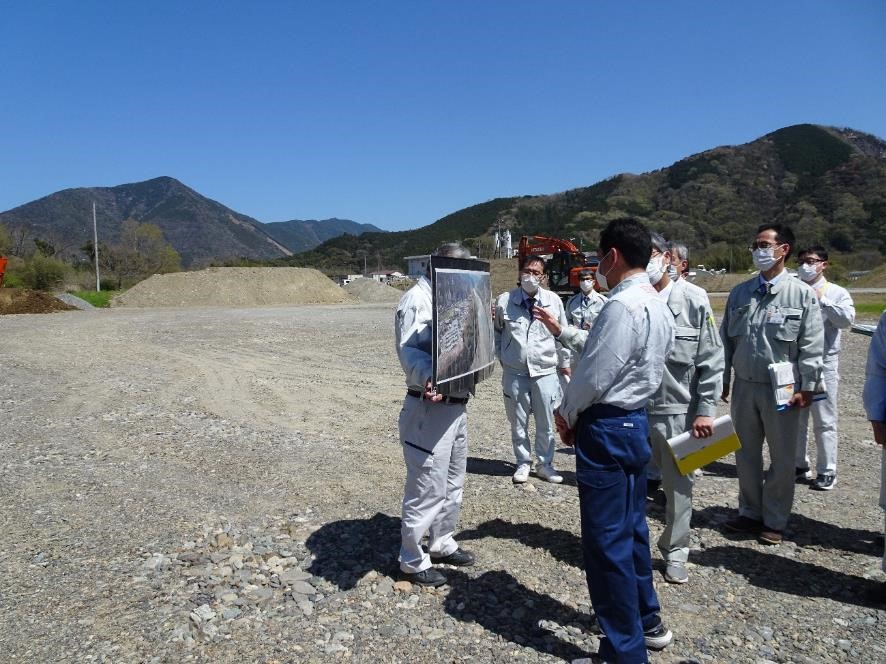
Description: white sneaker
xmin=512 ymin=463 xmax=531 ymax=483
xmin=536 ymin=464 xmax=563 ymax=484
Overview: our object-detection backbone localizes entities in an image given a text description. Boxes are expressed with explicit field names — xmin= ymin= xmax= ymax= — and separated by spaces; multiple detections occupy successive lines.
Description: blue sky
xmin=1 ymin=1 xmax=884 ymax=231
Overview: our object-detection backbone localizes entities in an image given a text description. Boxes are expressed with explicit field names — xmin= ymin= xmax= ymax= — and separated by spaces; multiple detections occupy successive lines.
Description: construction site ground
xmin=1 ymin=299 xmax=883 ymax=663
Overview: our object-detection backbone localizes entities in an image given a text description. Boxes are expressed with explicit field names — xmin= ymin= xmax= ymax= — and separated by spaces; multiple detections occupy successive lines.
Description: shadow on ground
xmin=692 ymin=544 xmax=885 ymax=609
xmin=304 ymin=513 xmax=597 ymax=659
xmin=692 ymin=505 xmax=883 ymax=556
xmin=305 ymin=512 xmax=401 ymax=589
xmin=457 ymin=518 xmax=584 ymax=568
xmin=443 ymin=568 xmax=592 ymax=661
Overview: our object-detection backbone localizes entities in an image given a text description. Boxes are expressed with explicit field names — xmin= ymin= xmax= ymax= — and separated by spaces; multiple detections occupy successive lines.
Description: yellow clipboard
xmin=667 ymin=414 xmax=741 ymax=475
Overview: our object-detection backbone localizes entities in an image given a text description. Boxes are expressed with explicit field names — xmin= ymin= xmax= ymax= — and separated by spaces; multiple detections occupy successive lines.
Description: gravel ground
xmin=1 ymin=303 xmax=883 ymax=664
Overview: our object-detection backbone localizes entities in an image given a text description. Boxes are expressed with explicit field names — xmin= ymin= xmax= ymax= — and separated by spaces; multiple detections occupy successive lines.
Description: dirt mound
xmin=343 ymin=277 xmax=404 ymax=303
xmin=0 ymin=289 xmax=77 ymax=315
xmin=111 ymin=267 xmax=357 ymax=308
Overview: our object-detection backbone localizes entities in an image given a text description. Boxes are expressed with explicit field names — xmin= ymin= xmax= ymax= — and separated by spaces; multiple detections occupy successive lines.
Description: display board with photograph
xmin=430 ymin=255 xmax=495 ymax=395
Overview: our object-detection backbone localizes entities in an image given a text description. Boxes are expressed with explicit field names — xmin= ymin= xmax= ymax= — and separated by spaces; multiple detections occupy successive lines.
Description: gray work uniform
xmin=721 ymin=273 xmax=824 ymax=530
xmin=647 ymin=280 xmax=724 ymax=563
xmin=862 ymin=311 xmax=886 ymax=572
xmin=794 ymin=277 xmax=855 ymax=475
xmin=559 ymin=290 xmax=608 ymax=382
xmin=395 ymin=276 xmax=469 ymax=574
xmin=495 ymin=286 xmax=568 ymax=468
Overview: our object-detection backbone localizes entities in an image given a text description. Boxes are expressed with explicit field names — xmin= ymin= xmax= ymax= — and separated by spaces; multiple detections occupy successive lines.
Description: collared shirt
xmin=759 ymin=269 xmax=786 ymax=290
xmin=559 ymin=289 xmax=608 ymax=367
xmin=394 ymin=277 xmax=470 ymax=398
xmin=805 ymin=276 xmax=855 ymax=356
xmin=863 ymin=311 xmax=886 ymax=422
xmin=494 ymin=286 xmax=568 ymax=377
xmin=721 ymin=274 xmax=824 ymax=391
xmin=564 ymin=289 xmax=608 ymax=331
xmin=657 ymin=280 xmax=674 ymax=302
xmin=558 ymin=273 xmax=675 ymax=427
xmin=647 ymin=279 xmax=724 ymax=417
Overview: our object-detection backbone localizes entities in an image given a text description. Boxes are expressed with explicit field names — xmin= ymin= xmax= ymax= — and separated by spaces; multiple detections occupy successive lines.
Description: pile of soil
xmin=342 ymin=277 xmax=404 ymax=303
xmin=0 ymin=289 xmax=77 ymax=315
xmin=111 ymin=267 xmax=357 ymax=308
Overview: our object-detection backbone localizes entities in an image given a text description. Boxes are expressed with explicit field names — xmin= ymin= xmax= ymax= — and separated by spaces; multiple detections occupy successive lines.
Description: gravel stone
xmin=2 ymin=304 xmax=883 ymax=663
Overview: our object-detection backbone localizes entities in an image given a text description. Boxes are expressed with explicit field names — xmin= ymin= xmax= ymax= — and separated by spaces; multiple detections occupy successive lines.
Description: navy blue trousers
xmin=576 ymin=404 xmax=661 ymax=663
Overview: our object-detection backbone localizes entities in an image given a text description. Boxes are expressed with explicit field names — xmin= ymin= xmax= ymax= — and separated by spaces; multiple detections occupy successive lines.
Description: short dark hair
xmin=649 ymin=232 xmax=669 ymax=254
xmin=578 ymin=268 xmax=594 ymax=278
xmin=599 ymin=218 xmax=652 ymax=269
xmin=520 ymin=255 xmax=545 ymax=271
xmin=798 ymin=244 xmax=829 ymax=262
xmin=756 ymin=223 xmax=796 ymax=259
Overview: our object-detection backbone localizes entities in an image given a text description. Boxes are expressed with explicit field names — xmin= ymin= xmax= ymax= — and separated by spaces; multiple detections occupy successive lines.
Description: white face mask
xmin=646 ymin=255 xmax=666 ymax=286
xmin=579 ymin=279 xmax=594 ymax=294
xmin=797 ymin=263 xmax=821 ymax=283
xmin=595 ymin=251 xmax=613 ymax=291
xmin=668 ymin=264 xmax=680 ymax=281
xmin=752 ymin=247 xmax=779 ymax=271
xmin=520 ymin=274 xmax=540 ymax=294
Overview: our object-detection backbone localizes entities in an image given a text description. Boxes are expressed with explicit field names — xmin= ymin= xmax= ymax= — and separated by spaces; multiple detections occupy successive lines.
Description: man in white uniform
xmin=494 ymin=256 xmax=570 ymax=484
xmin=394 ymin=243 xmax=476 ymax=587
xmin=793 ymin=245 xmax=855 ymax=490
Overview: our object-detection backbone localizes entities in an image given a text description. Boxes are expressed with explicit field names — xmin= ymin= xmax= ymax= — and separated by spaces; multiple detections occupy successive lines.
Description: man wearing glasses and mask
xmin=720 ymin=224 xmax=824 ymax=545
xmin=494 ymin=256 xmax=570 ymax=484
xmin=793 ymin=245 xmax=855 ymax=491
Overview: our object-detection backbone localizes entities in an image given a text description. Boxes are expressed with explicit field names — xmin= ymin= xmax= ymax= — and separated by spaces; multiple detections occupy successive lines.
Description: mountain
xmin=0 ymin=177 xmax=293 ymax=267
xmin=262 ymin=218 xmax=384 ymax=253
xmin=287 ymin=124 xmax=886 ymax=274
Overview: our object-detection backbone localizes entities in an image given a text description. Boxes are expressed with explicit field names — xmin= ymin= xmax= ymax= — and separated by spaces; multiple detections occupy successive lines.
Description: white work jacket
xmin=494 ymin=286 xmax=568 ymax=377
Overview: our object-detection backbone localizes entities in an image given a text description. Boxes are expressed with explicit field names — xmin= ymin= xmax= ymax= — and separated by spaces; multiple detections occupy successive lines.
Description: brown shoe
xmin=723 ymin=516 xmax=763 ymax=534
xmin=758 ymin=528 xmax=783 ymax=545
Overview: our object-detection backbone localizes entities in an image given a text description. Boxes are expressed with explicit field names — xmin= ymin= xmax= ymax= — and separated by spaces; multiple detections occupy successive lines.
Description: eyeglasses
xmin=798 ymin=258 xmax=824 ymax=265
xmin=748 ymin=241 xmax=782 ymax=251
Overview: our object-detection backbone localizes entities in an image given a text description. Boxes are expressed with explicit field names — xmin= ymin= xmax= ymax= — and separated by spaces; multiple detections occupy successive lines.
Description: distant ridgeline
xmin=0 ymin=176 xmax=383 ymax=267
xmin=2 ymin=124 xmax=883 ymax=274
xmin=284 ymin=124 xmax=886 ymax=275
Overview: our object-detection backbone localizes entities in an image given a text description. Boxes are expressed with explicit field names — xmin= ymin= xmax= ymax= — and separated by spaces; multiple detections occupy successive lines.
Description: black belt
xmin=407 ymin=389 xmax=469 ymax=405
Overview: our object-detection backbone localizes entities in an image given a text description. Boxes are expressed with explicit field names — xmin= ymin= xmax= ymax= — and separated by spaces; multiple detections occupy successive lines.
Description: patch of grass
xmin=855 ymin=302 xmax=886 ymax=316
xmin=72 ymin=290 xmax=118 ymax=308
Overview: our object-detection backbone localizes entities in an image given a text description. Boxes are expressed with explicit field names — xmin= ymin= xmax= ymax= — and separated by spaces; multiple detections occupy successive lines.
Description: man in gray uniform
xmin=557 ymin=268 xmax=608 ymax=397
xmin=564 ymin=268 xmax=608 ymax=333
xmin=668 ymin=241 xmax=690 ymax=282
xmin=793 ymin=245 xmax=855 ymax=490
xmin=721 ymin=224 xmax=824 ymax=545
xmin=646 ymin=233 xmax=724 ymax=584
xmin=494 ymin=255 xmax=570 ymax=484
xmin=552 ymin=218 xmax=676 ymax=661
xmin=394 ymin=242 xmax=476 ymax=587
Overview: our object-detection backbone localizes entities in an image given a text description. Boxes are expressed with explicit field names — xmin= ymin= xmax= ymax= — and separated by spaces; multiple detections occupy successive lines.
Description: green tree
xmin=21 ymin=254 xmax=67 ymax=290
xmin=0 ymin=223 xmax=10 ymax=254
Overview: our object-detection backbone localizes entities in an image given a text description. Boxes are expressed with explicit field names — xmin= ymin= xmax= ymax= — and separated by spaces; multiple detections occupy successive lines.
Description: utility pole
xmin=93 ymin=201 xmax=101 ymax=291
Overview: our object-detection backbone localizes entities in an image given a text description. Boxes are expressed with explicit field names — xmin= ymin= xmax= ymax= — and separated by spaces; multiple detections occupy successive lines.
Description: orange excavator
xmin=517 ymin=235 xmax=599 ymax=299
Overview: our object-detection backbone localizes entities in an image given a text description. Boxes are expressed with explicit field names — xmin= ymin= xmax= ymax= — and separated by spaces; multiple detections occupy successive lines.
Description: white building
xmin=404 ymin=255 xmax=431 ymax=278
